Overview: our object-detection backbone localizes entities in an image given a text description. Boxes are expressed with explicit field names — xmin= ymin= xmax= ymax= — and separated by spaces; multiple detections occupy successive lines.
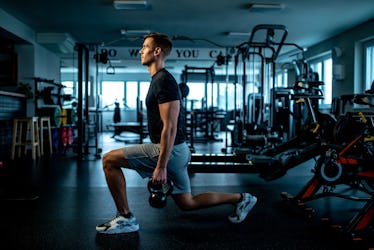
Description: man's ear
xmin=154 ymin=47 xmax=162 ymax=56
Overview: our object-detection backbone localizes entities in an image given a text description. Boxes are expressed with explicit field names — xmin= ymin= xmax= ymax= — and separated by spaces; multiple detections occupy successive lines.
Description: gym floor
xmin=0 ymin=132 xmax=373 ymax=250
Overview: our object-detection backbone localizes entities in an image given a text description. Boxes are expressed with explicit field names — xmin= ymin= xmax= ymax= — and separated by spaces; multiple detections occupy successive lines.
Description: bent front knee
xmin=102 ymin=149 xmax=126 ymax=171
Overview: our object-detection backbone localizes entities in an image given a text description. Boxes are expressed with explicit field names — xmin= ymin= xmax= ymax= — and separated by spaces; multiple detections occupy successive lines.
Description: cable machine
xmin=190 ymin=24 xmax=325 ymax=179
xmin=74 ymin=43 xmax=102 ymax=159
xmin=181 ymin=65 xmax=222 ymax=152
xmin=231 ymin=24 xmax=307 ymax=150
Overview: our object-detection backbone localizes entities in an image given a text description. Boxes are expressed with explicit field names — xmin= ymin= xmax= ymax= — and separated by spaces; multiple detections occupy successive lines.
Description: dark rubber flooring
xmin=0 ymin=133 xmax=373 ymax=250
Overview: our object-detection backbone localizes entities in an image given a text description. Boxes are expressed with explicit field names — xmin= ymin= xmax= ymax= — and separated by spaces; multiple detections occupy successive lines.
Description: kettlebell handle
xmin=147 ymin=178 xmax=173 ymax=208
xmin=148 ymin=178 xmax=173 ymax=195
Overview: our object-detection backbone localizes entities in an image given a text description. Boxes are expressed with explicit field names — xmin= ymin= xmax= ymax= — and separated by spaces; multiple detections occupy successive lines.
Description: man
xmin=96 ymin=32 xmax=257 ymax=234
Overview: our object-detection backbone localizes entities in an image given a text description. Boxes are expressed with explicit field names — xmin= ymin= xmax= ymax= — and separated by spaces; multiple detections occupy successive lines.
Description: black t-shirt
xmin=146 ymin=68 xmax=186 ymax=144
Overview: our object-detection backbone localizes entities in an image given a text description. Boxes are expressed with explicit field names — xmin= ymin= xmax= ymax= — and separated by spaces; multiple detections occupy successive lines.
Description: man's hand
xmin=152 ymin=166 xmax=167 ymax=184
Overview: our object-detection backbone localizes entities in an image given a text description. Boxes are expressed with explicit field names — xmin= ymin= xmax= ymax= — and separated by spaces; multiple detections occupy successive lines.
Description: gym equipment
xmin=69 ymin=43 xmax=102 ymax=159
xmin=179 ymin=82 xmax=190 ymax=99
xmin=229 ymin=24 xmax=306 ymax=149
xmin=281 ymin=97 xmax=374 ymax=240
xmin=245 ymin=77 xmax=336 ymax=180
xmin=34 ymin=77 xmax=72 ymax=108
xmin=52 ymin=127 xmax=60 ymax=150
xmin=109 ymin=99 xmax=147 ymax=143
xmin=190 ymin=77 xmax=335 ymax=178
xmin=147 ymin=178 xmax=173 ymax=208
xmin=37 ymin=106 xmax=61 ymax=127
xmin=181 ymin=66 xmax=224 ymax=152
xmin=34 ymin=77 xmax=80 ymax=156
xmin=188 ymin=24 xmax=336 ymax=179
xmin=113 ymin=101 xmax=121 ymax=123
xmin=60 ymin=108 xmax=77 ymax=125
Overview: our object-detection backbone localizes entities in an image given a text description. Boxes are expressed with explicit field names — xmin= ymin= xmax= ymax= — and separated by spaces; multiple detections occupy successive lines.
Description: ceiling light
xmin=120 ymin=29 xmax=151 ymax=35
xmin=248 ymin=3 xmax=285 ymax=12
xmin=113 ymin=1 xmax=149 ymax=10
xmin=227 ymin=32 xmax=251 ymax=37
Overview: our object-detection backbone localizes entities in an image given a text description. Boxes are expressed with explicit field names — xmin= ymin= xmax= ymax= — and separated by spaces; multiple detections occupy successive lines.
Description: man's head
xmin=140 ymin=32 xmax=172 ymax=66
xmin=144 ymin=32 xmax=172 ymax=56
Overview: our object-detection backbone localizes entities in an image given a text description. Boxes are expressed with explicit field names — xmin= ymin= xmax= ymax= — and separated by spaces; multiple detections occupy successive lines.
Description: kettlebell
xmin=147 ymin=178 xmax=173 ymax=208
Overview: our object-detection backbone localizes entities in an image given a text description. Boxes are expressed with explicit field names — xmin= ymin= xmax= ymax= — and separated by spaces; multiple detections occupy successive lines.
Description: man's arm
xmin=152 ymin=100 xmax=180 ymax=183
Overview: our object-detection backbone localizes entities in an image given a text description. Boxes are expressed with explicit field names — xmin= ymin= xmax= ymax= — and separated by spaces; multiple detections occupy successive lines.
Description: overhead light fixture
xmin=113 ymin=0 xmax=149 ymax=10
xmin=227 ymin=32 xmax=251 ymax=37
xmin=248 ymin=3 xmax=285 ymax=12
xmin=120 ymin=29 xmax=151 ymax=35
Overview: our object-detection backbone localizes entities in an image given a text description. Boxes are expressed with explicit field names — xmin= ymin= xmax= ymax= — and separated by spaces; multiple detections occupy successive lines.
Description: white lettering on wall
xmin=102 ymin=47 xmax=226 ymax=61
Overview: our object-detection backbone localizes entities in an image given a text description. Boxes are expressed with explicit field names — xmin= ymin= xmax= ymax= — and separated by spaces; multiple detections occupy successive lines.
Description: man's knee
xmin=102 ymin=149 xmax=125 ymax=170
xmin=172 ymin=194 xmax=196 ymax=211
xmin=102 ymin=152 xmax=113 ymax=172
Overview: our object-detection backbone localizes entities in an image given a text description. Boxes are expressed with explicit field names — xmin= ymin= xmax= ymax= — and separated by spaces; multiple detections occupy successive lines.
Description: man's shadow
xmin=95 ymin=232 xmax=140 ymax=250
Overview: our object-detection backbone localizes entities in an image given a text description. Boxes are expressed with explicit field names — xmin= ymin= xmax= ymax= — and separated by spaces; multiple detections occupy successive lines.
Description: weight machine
xmin=189 ymin=24 xmax=322 ymax=175
xmin=181 ymin=65 xmax=223 ymax=152
xmin=189 ymin=24 xmax=339 ymax=180
xmin=230 ymin=24 xmax=307 ymax=148
xmin=73 ymin=43 xmax=102 ymax=159
xmin=233 ymin=25 xmax=340 ymax=180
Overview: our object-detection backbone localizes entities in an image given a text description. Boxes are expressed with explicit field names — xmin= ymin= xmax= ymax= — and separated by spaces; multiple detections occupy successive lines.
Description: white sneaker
xmin=96 ymin=213 xmax=139 ymax=234
xmin=228 ymin=193 xmax=257 ymax=223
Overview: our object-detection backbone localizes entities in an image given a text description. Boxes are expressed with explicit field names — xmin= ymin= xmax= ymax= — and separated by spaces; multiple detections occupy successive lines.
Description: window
xmin=61 ymin=81 xmax=76 ymax=108
xmin=101 ymin=81 xmax=125 ymax=109
xmin=125 ymin=81 xmax=138 ymax=109
xmin=138 ymin=81 xmax=149 ymax=110
xmin=275 ymin=69 xmax=288 ymax=88
xmin=185 ymin=81 xmax=238 ymax=111
xmin=207 ymin=81 xmax=218 ymax=108
xmin=61 ymin=81 xmax=75 ymax=96
xmin=101 ymin=80 xmax=149 ymax=113
xmin=218 ymin=82 xmax=236 ymax=111
xmin=365 ymin=40 xmax=374 ymax=91
xmin=186 ymin=82 xmax=205 ymax=110
xmin=139 ymin=81 xmax=149 ymax=103
xmin=310 ymin=54 xmax=333 ymax=107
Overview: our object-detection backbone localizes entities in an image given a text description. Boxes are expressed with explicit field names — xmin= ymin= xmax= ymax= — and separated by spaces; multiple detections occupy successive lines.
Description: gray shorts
xmin=122 ymin=142 xmax=191 ymax=194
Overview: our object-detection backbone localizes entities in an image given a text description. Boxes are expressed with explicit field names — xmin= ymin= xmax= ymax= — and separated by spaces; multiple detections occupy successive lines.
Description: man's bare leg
xmin=172 ymin=192 xmax=241 ymax=211
xmin=102 ymin=149 xmax=131 ymax=215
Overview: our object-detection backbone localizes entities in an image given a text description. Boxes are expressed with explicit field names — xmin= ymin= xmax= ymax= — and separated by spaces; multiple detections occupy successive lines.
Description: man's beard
xmin=141 ymin=61 xmax=150 ymax=66
xmin=141 ymin=56 xmax=155 ymax=66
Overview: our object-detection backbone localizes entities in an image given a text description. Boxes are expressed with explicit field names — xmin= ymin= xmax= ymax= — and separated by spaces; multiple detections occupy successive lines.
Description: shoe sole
xmin=228 ymin=196 xmax=257 ymax=223
xmin=96 ymin=224 xmax=140 ymax=234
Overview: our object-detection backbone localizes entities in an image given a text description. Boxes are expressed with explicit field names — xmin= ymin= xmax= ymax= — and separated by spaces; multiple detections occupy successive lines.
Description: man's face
xmin=140 ymin=37 xmax=156 ymax=66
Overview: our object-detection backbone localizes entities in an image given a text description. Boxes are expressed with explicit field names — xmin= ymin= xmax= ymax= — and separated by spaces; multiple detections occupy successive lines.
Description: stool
xmin=39 ymin=116 xmax=53 ymax=155
xmin=11 ymin=117 xmax=41 ymax=160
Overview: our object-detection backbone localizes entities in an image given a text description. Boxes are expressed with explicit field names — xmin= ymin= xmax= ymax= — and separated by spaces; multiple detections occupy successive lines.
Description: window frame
xmin=364 ymin=39 xmax=374 ymax=91
xmin=308 ymin=52 xmax=333 ymax=108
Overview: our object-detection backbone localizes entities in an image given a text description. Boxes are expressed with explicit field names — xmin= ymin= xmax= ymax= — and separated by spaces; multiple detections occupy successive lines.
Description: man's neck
xmin=148 ymin=60 xmax=165 ymax=76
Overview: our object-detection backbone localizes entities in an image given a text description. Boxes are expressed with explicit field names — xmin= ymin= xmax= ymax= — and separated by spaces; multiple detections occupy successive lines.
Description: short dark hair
xmin=144 ymin=32 xmax=173 ymax=56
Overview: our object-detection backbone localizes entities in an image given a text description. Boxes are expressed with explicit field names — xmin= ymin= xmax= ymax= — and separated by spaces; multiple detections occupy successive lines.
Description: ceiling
xmin=0 ymin=0 xmax=374 ymax=74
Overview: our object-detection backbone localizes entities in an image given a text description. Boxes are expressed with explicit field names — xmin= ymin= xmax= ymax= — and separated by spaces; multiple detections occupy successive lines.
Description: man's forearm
xmin=157 ymin=125 xmax=177 ymax=168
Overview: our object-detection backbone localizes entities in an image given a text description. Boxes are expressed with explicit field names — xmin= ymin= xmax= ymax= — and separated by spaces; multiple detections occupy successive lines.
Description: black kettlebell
xmin=147 ymin=178 xmax=173 ymax=208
